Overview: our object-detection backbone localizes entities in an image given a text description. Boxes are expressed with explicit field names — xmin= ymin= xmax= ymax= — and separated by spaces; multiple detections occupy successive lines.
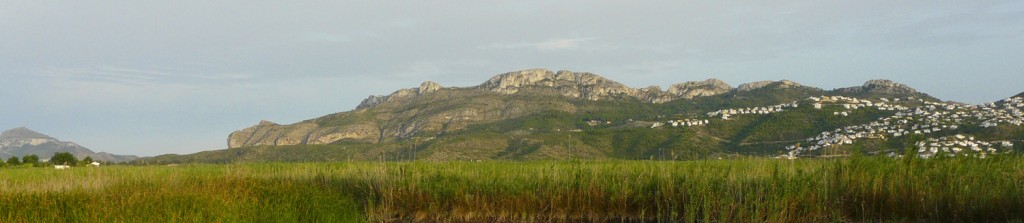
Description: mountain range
xmin=0 ymin=127 xmax=138 ymax=162
xmin=142 ymin=69 xmax=1022 ymax=163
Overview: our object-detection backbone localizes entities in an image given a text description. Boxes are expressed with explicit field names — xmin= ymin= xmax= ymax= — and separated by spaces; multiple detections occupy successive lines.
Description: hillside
xmin=141 ymin=69 xmax=1021 ymax=163
xmin=0 ymin=127 xmax=138 ymax=162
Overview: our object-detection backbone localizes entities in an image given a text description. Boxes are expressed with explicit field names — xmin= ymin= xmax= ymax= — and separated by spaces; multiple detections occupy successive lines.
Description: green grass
xmin=0 ymin=165 xmax=363 ymax=222
xmin=3 ymin=156 xmax=1024 ymax=222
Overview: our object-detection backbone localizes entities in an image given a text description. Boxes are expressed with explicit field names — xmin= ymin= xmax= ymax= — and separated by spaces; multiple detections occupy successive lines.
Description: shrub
xmin=50 ymin=152 xmax=78 ymax=166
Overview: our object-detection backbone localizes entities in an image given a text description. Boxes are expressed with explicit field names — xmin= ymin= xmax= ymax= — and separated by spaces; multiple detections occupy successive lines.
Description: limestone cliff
xmin=666 ymin=79 xmax=733 ymax=99
xmin=356 ymin=81 xmax=446 ymax=110
xmin=227 ymin=116 xmax=383 ymax=148
xmin=477 ymin=69 xmax=639 ymax=100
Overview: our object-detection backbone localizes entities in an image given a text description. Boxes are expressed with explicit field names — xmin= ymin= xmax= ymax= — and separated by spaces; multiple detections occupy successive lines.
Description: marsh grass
xmin=0 ymin=165 xmax=362 ymax=222
xmin=2 ymin=156 xmax=1023 ymax=222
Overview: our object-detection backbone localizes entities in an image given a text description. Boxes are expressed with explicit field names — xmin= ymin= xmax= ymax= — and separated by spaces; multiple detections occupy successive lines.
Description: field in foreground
xmin=2 ymin=156 xmax=1024 ymax=222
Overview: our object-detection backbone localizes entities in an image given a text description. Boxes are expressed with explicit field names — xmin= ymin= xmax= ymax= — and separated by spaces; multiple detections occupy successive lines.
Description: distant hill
xmin=0 ymin=127 xmax=138 ymax=162
xmin=139 ymin=69 xmax=1022 ymax=163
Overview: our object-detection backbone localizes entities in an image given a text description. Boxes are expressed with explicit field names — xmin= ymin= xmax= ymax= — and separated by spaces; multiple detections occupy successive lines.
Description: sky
xmin=1 ymin=1 xmax=1022 ymax=156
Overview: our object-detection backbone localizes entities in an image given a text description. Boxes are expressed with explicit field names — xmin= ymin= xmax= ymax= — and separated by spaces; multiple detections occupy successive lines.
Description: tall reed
xmin=2 ymin=156 xmax=1023 ymax=222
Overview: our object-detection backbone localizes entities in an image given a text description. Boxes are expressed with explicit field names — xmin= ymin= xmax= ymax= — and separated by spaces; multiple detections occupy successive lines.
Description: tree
xmin=82 ymin=156 xmax=94 ymax=165
xmin=6 ymin=157 xmax=20 ymax=166
xmin=22 ymin=154 xmax=39 ymax=165
xmin=50 ymin=152 xmax=78 ymax=166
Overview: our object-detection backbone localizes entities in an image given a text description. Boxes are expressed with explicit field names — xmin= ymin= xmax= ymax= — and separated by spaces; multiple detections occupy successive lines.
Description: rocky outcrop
xmin=357 ymin=81 xmax=446 ymax=109
xmin=356 ymin=95 xmax=388 ymax=110
xmin=478 ymin=69 xmax=638 ymax=100
xmin=836 ymin=79 xmax=918 ymax=95
xmin=360 ymin=69 xmax=742 ymax=111
xmin=737 ymin=80 xmax=805 ymax=92
xmin=666 ymin=79 xmax=733 ymax=99
xmin=418 ymin=81 xmax=443 ymax=94
xmin=227 ymin=120 xmax=281 ymax=148
xmin=478 ymin=69 xmax=742 ymax=103
xmin=227 ymin=119 xmax=381 ymax=148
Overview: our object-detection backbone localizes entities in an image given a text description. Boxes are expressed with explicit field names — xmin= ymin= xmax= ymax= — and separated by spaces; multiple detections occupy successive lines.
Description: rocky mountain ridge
xmin=737 ymin=80 xmax=805 ymax=92
xmin=356 ymin=69 xmax=828 ymax=110
xmin=835 ymin=79 xmax=920 ymax=95
xmin=0 ymin=127 xmax=138 ymax=162
xmin=227 ymin=69 xmax=933 ymax=149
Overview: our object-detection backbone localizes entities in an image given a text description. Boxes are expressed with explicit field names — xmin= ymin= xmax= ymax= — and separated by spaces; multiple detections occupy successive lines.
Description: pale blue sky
xmin=1 ymin=1 xmax=1022 ymax=156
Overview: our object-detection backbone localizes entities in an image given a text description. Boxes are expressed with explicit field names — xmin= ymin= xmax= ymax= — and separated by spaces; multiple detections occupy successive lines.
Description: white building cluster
xmin=652 ymin=119 xmax=710 ymax=128
xmin=706 ymin=101 xmax=800 ymax=120
xmin=974 ymin=97 xmax=1024 ymax=127
xmin=667 ymin=119 xmax=709 ymax=127
xmin=586 ymin=120 xmax=613 ymax=126
xmin=912 ymin=134 xmax=1013 ymax=158
xmin=784 ymin=96 xmax=1024 ymax=158
xmin=707 ymin=96 xmax=914 ymax=121
xmin=808 ymin=96 xmax=910 ymax=113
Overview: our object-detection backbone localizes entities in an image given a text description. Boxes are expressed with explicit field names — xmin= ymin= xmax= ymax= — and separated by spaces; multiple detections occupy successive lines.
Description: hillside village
xmin=647 ymin=95 xmax=1024 ymax=159
xmin=785 ymin=96 xmax=1022 ymax=158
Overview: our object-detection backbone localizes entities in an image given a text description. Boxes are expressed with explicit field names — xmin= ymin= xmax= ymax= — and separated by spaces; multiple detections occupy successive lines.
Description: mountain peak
xmin=356 ymin=81 xmax=447 ymax=110
xmin=479 ymin=69 xmax=556 ymax=93
xmin=861 ymin=79 xmax=918 ymax=94
xmin=835 ymin=79 xmax=919 ymax=95
xmin=737 ymin=80 xmax=806 ymax=92
xmin=418 ymin=81 xmax=443 ymax=94
xmin=666 ymin=79 xmax=733 ymax=99
xmin=0 ymin=127 xmax=137 ymax=162
xmin=1 ymin=127 xmax=54 ymax=141
xmin=477 ymin=69 xmax=635 ymax=100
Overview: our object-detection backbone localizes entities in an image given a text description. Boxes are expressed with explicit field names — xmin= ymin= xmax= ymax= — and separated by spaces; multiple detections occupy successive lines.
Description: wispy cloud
xmin=38 ymin=66 xmax=253 ymax=86
xmin=478 ymin=37 xmax=597 ymax=51
xmin=40 ymin=66 xmax=168 ymax=85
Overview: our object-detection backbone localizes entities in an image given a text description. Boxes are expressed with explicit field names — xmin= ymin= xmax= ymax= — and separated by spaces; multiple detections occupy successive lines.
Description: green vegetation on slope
xmin=186 ymin=83 xmax=1017 ymax=163
xmin=5 ymin=157 xmax=1024 ymax=222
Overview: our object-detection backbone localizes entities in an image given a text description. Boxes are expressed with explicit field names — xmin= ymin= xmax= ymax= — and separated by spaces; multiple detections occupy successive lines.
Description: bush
xmin=6 ymin=157 xmax=20 ymax=166
xmin=50 ymin=152 xmax=78 ymax=166
xmin=22 ymin=155 xmax=39 ymax=166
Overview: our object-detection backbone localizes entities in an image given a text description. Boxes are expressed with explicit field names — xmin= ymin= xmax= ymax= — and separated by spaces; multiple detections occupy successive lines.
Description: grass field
xmin=2 ymin=156 xmax=1024 ymax=222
